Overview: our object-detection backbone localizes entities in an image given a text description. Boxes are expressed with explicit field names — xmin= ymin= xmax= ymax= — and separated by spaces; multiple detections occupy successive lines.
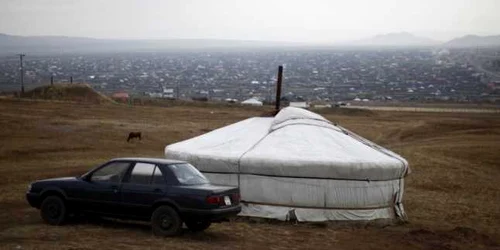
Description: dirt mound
xmin=21 ymin=84 xmax=113 ymax=104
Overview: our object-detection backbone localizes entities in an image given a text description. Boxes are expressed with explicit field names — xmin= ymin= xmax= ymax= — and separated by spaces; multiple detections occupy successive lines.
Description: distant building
xmin=310 ymin=100 xmax=331 ymax=108
xmin=289 ymin=102 xmax=309 ymax=108
xmin=148 ymin=93 xmax=163 ymax=98
xmin=112 ymin=91 xmax=129 ymax=103
xmin=163 ymin=88 xmax=175 ymax=98
xmin=312 ymin=103 xmax=331 ymax=109
xmin=488 ymin=82 xmax=500 ymax=90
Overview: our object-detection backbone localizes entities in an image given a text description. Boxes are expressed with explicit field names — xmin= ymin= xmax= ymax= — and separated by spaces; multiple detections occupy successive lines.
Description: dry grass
xmin=1 ymin=98 xmax=499 ymax=250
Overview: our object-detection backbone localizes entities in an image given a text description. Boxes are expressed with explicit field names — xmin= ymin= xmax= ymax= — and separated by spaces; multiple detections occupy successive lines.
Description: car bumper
xmin=181 ymin=205 xmax=241 ymax=221
xmin=26 ymin=192 xmax=41 ymax=208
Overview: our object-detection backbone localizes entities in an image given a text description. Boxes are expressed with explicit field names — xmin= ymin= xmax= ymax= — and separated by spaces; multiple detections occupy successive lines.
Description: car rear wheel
xmin=151 ymin=206 xmax=182 ymax=237
xmin=40 ymin=196 xmax=67 ymax=225
xmin=185 ymin=220 xmax=211 ymax=232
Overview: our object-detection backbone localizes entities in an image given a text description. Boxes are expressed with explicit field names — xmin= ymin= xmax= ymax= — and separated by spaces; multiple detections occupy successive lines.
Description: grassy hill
xmin=21 ymin=84 xmax=114 ymax=104
xmin=0 ymin=98 xmax=498 ymax=249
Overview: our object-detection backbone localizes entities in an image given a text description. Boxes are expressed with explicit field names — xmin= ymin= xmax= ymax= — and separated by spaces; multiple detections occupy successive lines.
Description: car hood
xmin=34 ymin=177 xmax=79 ymax=184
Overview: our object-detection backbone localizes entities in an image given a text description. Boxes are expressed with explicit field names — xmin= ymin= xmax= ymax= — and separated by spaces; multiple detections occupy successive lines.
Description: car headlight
xmin=27 ymin=184 xmax=32 ymax=192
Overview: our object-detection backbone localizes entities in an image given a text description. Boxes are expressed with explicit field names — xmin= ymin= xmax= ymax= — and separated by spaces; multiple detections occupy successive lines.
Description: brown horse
xmin=127 ymin=132 xmax=142 ymax=142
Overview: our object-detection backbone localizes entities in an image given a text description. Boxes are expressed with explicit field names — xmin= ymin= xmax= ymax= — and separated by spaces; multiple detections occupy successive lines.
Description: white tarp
xmin=165 ymin=107 xmax=410 ymax=221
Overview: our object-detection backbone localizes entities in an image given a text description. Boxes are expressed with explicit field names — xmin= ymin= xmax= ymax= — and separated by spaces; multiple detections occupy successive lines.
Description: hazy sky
xmin=1 ymin=0 xmax=499 ymax=43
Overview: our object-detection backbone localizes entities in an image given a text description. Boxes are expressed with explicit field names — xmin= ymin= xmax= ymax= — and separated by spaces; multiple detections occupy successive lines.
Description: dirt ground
xmin=1 ymin=98 xmax=499 ymax=250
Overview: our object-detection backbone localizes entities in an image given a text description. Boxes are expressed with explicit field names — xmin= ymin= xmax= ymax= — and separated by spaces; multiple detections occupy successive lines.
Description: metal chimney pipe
xmin=275 ymin=65 xmax=283 ymax=111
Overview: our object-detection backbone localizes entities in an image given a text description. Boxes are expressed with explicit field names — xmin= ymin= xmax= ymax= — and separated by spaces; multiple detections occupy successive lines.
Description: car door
xmin=119 ymin=162 xmax=168 ymax=218
xmin=78 ymin=161 xmax=131 ymax=214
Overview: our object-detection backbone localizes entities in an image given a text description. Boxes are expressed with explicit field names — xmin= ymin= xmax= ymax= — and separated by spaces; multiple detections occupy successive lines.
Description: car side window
xmin=90 ymin=162 xmax=130 ymax=183
xmin=152 ymin=166 xmax=165 ymax=185
xmin=128 ymin=163 xmax=156 ymax=185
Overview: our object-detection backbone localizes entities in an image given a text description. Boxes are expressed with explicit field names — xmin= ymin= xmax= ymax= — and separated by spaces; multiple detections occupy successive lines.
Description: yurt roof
xmin=165 ymin=107 xmax=409 ymax=181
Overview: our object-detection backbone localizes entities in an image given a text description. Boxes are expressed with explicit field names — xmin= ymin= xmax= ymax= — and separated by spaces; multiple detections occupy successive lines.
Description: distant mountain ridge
xmin=1 ymin=32 xmax=500 ymax=54
xmin=444 ymin=35 xmax=500 ymax=48
xmin=350 ymin=32 xmax=439 ymax=47
xmin=0 ymin=33 xmax=302 ymax=55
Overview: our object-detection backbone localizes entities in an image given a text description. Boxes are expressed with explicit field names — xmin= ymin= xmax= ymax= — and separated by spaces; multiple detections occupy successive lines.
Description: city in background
xmin=1 ymin=47 xmax=499 ymax=105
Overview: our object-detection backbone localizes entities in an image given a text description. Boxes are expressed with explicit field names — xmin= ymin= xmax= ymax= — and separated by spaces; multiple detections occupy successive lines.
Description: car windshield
xmin=168 ymin=163 xmax=209 ymax=185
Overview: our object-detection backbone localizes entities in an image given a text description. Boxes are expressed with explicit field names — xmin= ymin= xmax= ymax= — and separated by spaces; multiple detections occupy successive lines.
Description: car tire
xmin=40 ymin=196 xmax=67 ymax=225
xmin=185 ymin=220 xmax=211 ymax=232
xmin=151 ymin=206 xmax=182 ymax=237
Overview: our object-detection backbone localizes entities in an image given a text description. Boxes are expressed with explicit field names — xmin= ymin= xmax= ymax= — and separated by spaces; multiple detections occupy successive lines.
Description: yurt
xmin=241 ymin=98 xmax=263 ymax=106
xmin=165 ymin=107 xmax=410 ymax=222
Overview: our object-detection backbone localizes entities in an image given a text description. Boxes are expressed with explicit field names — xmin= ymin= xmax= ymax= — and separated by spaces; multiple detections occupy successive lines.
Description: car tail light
xmin=206 ymin=196 xmax=221 ymax=205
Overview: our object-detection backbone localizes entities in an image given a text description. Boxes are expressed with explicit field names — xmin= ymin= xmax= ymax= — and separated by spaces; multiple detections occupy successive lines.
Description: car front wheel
xmin=185 ymin=219 xmax=211 ymax=232
xmin=40 ymin=196 xmax=67 ymax=225
xmin=151 ymin=206 xmax=182 ymax=237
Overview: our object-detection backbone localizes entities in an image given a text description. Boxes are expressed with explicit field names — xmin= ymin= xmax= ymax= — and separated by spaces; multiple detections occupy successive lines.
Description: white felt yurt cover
xmin=165 ymin=107 xmax=410 ymax=221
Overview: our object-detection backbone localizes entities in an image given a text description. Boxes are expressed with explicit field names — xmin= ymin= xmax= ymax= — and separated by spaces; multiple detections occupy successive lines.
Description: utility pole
xmin=275 ymin=65 xmax=283 ymax=111
xmin=176 ymin=82 xmax=180 ymax=99
xmin=18 ymin=54 xmax=25 ymax=94
xmin=70 ymin=76 xmax=73 ymax=84
xmin=51 ymin=76 xmax=54 ymax=86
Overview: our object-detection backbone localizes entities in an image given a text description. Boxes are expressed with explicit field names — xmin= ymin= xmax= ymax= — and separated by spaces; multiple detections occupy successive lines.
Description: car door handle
xmin=111 ymin=185 xmax=119 ymax=193
xmin=153 ymin=188 xmax=162 ymax=193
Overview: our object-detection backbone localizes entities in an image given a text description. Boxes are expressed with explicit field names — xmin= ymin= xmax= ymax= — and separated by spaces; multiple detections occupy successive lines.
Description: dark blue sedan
xmin=26 ymin=158 xmax=241 ymax=236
